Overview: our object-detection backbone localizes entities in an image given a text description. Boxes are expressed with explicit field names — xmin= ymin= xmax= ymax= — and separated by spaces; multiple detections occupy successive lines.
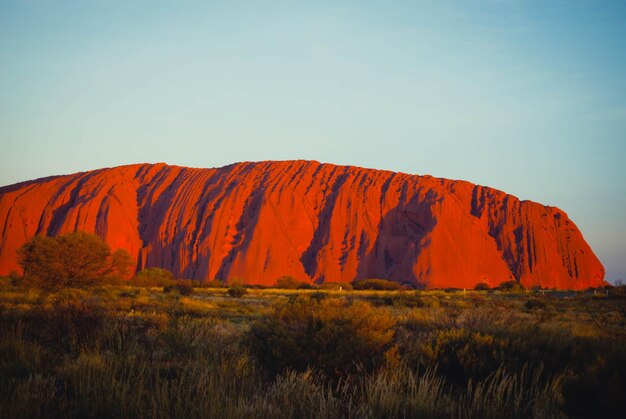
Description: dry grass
xmin=0 ymin=281 xmax=624 ymax=418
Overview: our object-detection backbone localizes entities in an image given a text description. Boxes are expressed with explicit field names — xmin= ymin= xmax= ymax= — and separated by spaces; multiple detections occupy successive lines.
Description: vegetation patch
xmin=0 ymin=276 xmax=625 ymax=418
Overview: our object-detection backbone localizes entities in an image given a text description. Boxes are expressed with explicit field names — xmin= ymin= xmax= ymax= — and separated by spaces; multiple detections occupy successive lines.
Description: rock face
xmin=0 ymin=161 xmax=605 ymax=289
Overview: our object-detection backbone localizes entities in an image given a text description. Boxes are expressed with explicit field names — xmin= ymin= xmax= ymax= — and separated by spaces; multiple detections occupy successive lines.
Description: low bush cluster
xmin=497 ymin=280 xmax=525 ymax=291
xmin=474 ymin=282 xmax=491 ymax=290
xmin=352 ymin=278 xmax=404 ymax=290
xmin=227 ymin=285 xmax=247 ymax=298
xmin=273 ymin=276 xmax=313 ymax=289
xmin=248 ymin=296 xmax=395 ymax=378
xmin=132 ymin=267 xmax=175 ymax=287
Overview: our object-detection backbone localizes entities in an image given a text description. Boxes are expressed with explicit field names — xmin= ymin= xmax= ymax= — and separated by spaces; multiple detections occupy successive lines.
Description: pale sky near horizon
xmin=1 ymin=1 xmax=625 ymax=282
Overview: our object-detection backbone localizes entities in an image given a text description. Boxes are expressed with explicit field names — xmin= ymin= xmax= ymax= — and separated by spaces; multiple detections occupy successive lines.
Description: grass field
xmin=1 ymin=280 xmax=624 ymax=418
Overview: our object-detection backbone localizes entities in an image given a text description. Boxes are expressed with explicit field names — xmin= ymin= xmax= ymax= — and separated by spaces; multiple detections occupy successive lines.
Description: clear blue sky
xmin=1 ymin=1 xmax=625 ymax=282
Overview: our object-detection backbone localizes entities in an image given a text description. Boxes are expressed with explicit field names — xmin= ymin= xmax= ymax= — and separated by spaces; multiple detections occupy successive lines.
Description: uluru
xmin=0 ymin=160 xmax=605 ymax=289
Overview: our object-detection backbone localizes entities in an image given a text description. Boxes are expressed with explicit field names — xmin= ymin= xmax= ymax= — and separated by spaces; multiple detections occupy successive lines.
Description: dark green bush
xmin=524 ymin=299 xmax=546 ymax=310
xmin=176 ymin=282 xmax=194 ymax=296
xmin=274 ymin=276 xmax=301 ymax=289
xmin=227 ymin=285 xmax=247 ymax=298
xmin=474 ymin=282 xmax=491 ymax=291
xmin=133 ymin=268 xmax=174 ymax=287
xmin=497 ymin=280 xmax=525 ymax=291
xmin=163 ymin=282 xmax=194 ymax=296
xmin=352 ymin=278 xmax=402 ymax=291
xmin=365 ymin=293 xmax=424 ymax=308
xmin=309 ymin=292 xmax=327 ymax=301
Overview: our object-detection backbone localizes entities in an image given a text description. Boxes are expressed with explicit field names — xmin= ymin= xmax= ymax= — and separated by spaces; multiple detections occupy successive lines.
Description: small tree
xmin=18 ymin=232 xmax=127 ymax=289
xmin=18 ymin=235 xmax=60 ymax=287
xmin=55 ymin=232 xmax=111 ymax=282
xmin=110 ymin=249 xmax=135 ymax=278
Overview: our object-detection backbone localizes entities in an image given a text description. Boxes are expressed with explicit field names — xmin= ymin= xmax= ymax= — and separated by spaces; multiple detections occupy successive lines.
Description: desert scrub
xmin=1 ymin=284 xmax=625 ymax=418
xmin=227 ymin=285 xmax=248 ymax=298
xmin=561 ymin=346 xmax=626 ymax=418
xmin=410 ymin=328 xmax=509 ymax=384
xmin=248 ymin=296 xmax=395 ymax=378
xmin=28 ymin=296 xmax=108 ymax=356
xmin=352 ymin=278 xmax=404 ymax=290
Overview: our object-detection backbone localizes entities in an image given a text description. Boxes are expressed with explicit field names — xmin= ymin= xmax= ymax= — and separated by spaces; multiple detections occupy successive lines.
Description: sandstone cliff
xmin=0 ymin=161 xmax=605 ymax=289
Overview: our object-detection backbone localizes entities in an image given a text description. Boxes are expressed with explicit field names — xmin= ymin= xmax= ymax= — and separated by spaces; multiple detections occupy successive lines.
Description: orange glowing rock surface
xmin=0 ymin=161 xmax=605 ymax=289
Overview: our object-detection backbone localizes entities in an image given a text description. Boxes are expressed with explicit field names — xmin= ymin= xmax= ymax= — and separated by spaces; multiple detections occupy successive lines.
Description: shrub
xmin=413 ymin=328 xmax=509 ymax=384
xmin=474 ymin=282 xmax=491 ymax=291
xmin=176 ymin=281 xmax=194 ymax=296
xmin=248 ymin=296 xmax=395 ymax=378
xmin=133 ymin=268 xmax=174 ymax=287
xmin=227 ymin=285 xmax=247 ymax=298
xmin=497 ymin=280 xmax=525 ymax=292
xmin=523 ymin=299 xmax=546 ymax=310
xmin=31 ymin=294 xmax=107 ymax=354
xmin=274 ymin=276 xmax=302 ymax=289
xmin=366 ymin=295 xmax=395 ymax=306
xmin=309 ymin=292 xmax=327 ymax=301
xmin=352 ymin=279 xmax=402 ymax=291
xmin=366 ymin=293 xmax=426 ymax=308
xmin=164 ymin=280 xmax=194 ymax=296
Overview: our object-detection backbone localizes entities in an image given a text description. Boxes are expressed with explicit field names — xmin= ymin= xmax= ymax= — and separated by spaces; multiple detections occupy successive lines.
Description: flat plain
xmin=1 ymin=280 xmax=625 ymax=418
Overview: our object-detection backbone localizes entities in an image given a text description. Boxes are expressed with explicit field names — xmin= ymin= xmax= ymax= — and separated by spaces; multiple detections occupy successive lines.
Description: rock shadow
xmin=355 ymin=189 xmax=439 ymax=288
